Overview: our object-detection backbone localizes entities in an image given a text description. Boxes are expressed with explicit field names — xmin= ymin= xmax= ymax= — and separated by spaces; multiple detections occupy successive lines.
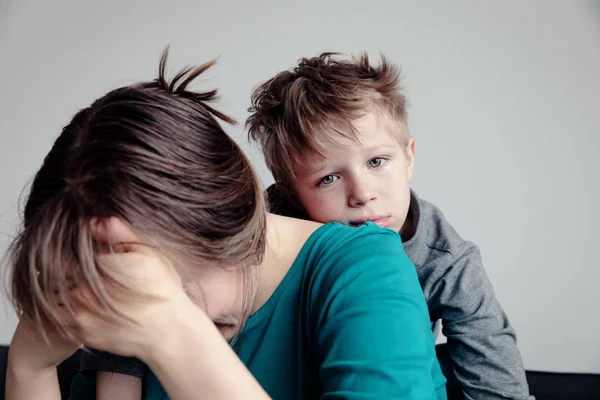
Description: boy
xmin=246 ymin=52 xmax=531 ymax=400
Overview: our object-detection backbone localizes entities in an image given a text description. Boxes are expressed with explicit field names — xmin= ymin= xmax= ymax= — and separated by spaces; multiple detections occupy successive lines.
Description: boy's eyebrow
xmin=300 ymin=143 xmax=399 ymax=177
xmin=301 ymin=161 xmax=330 ymax=177
xmin=360 ymin=144 xmax=398 ymax=154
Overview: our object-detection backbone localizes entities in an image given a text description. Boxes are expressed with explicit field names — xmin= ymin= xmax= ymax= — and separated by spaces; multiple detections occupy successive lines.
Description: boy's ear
xmin=274 ymin=182 xmax=309 ymax=218
xmin=406 ymin=137 xmax=416 ymax=180
xmin=275 ymin=183 xmax=301 ymax=208
xmin=275 ymin=182 xmax=294 ymax=199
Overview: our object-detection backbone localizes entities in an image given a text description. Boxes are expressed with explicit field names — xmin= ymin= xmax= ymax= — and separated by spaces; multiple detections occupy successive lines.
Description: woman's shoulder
xmin=309 ymin=222 xmax=404 ymax=255
xmin=270 ymin=214 xmax=412 ymax=289
xmin=270 ymin=213 xmax=402 ymax=246
xmin=299 ymin=222 xmax=412 ymax=287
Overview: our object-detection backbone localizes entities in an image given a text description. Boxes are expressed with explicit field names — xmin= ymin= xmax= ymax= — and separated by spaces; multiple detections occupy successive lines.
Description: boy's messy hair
xmin=247 ymin=52 xmax=408 ymax=185
xmin=7 ymin=48 xmax=266 ymax=339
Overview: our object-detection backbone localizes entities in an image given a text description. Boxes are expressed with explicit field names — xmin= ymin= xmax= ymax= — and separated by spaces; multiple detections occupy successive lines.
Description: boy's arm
xmin=97 ymin=371 xmax=142 ymax=400
xmin=429 ymin=242 xmax=531 ymax=400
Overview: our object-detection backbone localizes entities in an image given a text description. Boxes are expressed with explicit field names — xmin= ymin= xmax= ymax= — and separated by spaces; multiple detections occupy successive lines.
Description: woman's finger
xmin=95 ymin=252 xmax=182 ymax=299
xmin=95 ymin=253 xmax=152 ymax=295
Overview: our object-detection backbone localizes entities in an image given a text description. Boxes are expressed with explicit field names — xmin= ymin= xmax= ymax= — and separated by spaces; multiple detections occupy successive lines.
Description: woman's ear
xmin=91 ymin=217 xmax=142 ymax=248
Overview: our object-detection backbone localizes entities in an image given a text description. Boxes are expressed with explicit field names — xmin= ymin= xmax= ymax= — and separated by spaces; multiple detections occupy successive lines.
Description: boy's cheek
xmin=294 ymin=183 xmax=349 ymax=222
xmin=306 ymin=195 xmax=345 ymax=222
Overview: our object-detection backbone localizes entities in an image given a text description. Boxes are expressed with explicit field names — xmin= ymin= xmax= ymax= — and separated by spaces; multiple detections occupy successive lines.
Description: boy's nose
xmin=348 ymin=181 xmax=376 ymax=207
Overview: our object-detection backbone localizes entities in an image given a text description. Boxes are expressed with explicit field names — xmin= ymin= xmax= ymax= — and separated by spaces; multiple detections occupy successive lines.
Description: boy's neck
xmin=399 ymin=206 xmax=416 ymax=242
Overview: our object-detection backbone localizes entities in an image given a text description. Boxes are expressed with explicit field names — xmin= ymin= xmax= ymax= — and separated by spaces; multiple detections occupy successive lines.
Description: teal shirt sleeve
xmin=309 ymin=225 xmax=446 ymax=399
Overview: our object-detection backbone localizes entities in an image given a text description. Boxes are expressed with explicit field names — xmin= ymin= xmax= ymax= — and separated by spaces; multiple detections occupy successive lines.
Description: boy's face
xmin=292 ymin=112 xmax=415 ymax=233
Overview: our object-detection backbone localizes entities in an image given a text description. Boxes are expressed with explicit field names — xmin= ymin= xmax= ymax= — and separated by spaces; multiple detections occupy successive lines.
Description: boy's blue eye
xmin=319 ymin=175 xmax=338 ymax=186
xmin=368 ymin=157 xmax=385 ymax=168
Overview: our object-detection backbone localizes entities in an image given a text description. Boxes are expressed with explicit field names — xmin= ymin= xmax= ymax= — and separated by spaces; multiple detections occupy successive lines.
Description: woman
xmin=5 ymin=49 xmax=446 ymax=400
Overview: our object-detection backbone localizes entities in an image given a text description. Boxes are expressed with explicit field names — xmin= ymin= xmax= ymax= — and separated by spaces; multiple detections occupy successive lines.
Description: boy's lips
xmin=349 ymin=216 xmax=392 ymax=229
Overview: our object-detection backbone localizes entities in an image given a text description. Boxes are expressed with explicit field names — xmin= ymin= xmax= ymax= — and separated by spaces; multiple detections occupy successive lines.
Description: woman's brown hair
xmin=7 ymin=48 xmax=266 ymax=337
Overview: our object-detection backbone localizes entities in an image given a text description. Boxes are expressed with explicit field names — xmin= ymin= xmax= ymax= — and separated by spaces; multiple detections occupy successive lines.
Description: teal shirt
xmin=70 ymin=222 xmax=446 ymax=399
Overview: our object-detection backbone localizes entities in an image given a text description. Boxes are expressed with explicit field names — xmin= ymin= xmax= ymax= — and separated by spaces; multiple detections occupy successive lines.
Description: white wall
xmin=1 ymin=0 xmax=599 ymax=373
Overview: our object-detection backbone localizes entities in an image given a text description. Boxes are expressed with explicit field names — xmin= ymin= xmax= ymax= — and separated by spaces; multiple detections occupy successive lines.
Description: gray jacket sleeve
xmin=427 ymin=242 xmax=530 ymax=400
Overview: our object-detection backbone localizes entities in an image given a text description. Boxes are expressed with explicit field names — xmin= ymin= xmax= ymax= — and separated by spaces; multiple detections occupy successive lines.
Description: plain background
xmin=1 ymin=0 xmax=599 ymax=374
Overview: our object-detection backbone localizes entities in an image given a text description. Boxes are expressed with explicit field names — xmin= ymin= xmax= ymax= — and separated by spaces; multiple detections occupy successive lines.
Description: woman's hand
xmin=75 ymin=218 xmax=270 ymax=400
xmin=72 ymin=217 xmax=194 ymax=360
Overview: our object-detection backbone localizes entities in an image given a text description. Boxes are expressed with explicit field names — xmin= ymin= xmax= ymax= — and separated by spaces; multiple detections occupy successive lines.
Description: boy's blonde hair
xmin=247 ymin=52 xmax=409 ymax=185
